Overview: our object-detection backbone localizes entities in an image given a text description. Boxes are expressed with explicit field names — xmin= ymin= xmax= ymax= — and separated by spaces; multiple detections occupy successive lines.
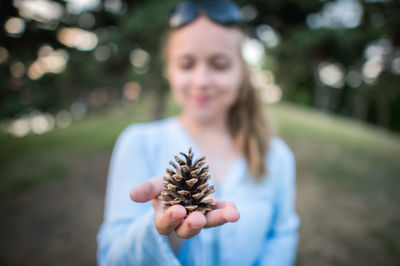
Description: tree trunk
xmin=353 ymin=92 xmax=369 ymax=121
xmin=376 ymin=95 xmax=391 ymax=128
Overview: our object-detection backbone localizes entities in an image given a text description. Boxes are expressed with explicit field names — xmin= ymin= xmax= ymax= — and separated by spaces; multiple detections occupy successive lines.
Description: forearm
xmin=168 ymin=231 xmax=186 ymax=255
xmin=98 ymin=210 xmax=181 ymax=266
xmin=259 ymin=232 xmax=299 ymax=266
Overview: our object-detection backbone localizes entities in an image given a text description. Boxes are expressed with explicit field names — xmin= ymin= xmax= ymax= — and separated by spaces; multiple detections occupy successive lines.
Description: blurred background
xmin=0 ymin=0 xmax=399 ymax=265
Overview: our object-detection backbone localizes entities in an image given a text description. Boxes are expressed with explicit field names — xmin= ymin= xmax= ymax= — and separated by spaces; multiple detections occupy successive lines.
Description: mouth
xmin=192 ymin=95 xmax=211 ymax=105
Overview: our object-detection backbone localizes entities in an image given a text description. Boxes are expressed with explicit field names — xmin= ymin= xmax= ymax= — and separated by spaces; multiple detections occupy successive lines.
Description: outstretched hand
xmin=130 ymin=176 xmax=240 ymax=239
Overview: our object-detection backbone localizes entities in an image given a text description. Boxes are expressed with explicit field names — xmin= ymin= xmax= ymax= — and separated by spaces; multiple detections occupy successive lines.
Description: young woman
xmin=97 ymin=1 xmax=299 ymax=265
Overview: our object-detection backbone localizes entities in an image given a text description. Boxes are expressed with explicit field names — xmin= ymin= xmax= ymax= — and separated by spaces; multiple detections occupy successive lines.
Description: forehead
xmin=167 ymin=16 xmax=243 ymax=58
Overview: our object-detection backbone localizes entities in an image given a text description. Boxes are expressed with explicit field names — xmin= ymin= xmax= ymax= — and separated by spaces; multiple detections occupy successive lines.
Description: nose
xmin=192 ymin=63 xmax=211 ymax=91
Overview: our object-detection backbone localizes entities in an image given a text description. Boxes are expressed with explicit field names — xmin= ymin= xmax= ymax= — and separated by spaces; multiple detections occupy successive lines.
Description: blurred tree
xmin=238 ymin=0 xmax=400 ymax=130
xmin=0 ymin=0 xmax=399 ymax=131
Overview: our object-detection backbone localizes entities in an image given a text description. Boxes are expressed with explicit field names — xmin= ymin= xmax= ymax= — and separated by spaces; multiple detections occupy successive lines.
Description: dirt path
xmin=0 ymin=155 xmax=109 ymax=266
xmin=0 ymin=151 xmax=398 ymax=265
xmin=293 ymin=141 xmax=400 ymax=266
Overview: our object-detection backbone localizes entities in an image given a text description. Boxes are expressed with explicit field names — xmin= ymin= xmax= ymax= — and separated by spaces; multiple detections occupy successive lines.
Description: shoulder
xmin=117 ymin=117 xmax=175 ymax=143
xmin=113 ymin=117 xmax=176 ymax=153
xmin=266 ymin=136 xmax=296 ymax=182
xmin=268 ymin=136 xmax=295 ymax=165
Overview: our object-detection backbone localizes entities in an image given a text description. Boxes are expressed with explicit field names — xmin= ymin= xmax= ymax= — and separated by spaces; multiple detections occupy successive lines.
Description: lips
xmin=193 ymin=95 xmax=211 ymax=105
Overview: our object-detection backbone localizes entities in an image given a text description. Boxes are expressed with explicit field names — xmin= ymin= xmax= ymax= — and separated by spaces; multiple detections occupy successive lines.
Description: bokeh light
xmin=57 ymin=27 xmax=98 ymax=51
xmin=251 ymin=70 xmax=275 ymax=90
xmin=13 ymin=0 xmax=64 ymax=22
xmin=129 ymin=49 xmax=150 ymax=68
xmin=10 ymin=61 xmax=25 ymax=78
xmin=89 ymin=88 xmax=108 ymax=106
xmin=8 ymin=117 xmax=30 ymax=137
xmin=104 ymin=0 xmax=125 ymax=14
xmin=55 ymin=110 xmax=72 ymax=129
xmin=306 ymin=0 xmax=363 ymax=29
xmin=0 ymin=47 xmax=9 ymax=64
xmin=250 ymin=70 xmax=282 ymax=103
xmin=256 ymin=24 xmax=280 ymax=48
xmin=66 ymin=0 xmax=100 ymax=14
xmin=346 ymin=70 xmax=362 ymax=88
xmin=28 ymin=48 xmax=69 ymax=80
xmin=94 ymin=45 xmax=111 ymax=62
xmin=30 ymin=113 xmax=55 ymax=134
xmin=260 ymin=84 xmax=282 ymax=104
xmin=70 ymin=101 xmax=87 ymax=120
xmin=130 ymin=48 xmax=150 ymax=74
xmin=362 ymin=56 xmax=383 ymax=84
xmin=4 ymin=17 xmax=25 ymax=37
xmin=123 ymin=81 xmax=141 ymax=100
xmin=38 ymin=44 xmax=53 ymax=57
xmin=241 ymin=4 xmax=257 ymax=21
xmin=318 ymin=62 xmax=345 ymax=88
xmin=391 ymin=57 xmax=400 ymax=74
xmin=242 ymin=38 xmax=264 ymax=66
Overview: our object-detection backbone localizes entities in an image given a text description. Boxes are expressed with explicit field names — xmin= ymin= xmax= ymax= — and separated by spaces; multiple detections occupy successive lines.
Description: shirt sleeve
xmin=96 ymin=124 xmax=181 ymax=266
xmin=258 ymin=139 xmax=300 ymax=266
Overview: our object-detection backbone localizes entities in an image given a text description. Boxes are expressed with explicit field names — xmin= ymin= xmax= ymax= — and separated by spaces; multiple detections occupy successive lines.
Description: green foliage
xmin=0 ymin=0 xmax=399 ymax=132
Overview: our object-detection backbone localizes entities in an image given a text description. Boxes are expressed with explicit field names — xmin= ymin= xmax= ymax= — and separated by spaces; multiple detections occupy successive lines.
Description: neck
xmin=178 ymin=112 xmax=230 ymax=136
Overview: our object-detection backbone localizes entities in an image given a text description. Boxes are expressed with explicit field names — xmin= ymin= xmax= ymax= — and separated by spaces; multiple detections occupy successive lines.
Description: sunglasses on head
xmin=169 ymin=0 xmax=242 ymax=29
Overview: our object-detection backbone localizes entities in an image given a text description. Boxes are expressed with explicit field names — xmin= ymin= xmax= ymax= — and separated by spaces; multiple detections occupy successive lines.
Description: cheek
xmin=214 ymin=70 xmax=243 ymax=105
xmin=169 ymin=70 xmax=190 ymax=102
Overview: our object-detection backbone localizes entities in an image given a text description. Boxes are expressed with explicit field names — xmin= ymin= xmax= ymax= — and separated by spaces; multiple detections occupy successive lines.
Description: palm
xmin=130 ymin=176 xmax=240 ymax=239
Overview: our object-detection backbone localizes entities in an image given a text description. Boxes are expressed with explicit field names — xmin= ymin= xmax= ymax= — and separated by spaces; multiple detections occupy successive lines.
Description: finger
xmin=215 ymin=201 xmax=237 ymax=210
xmin=204 ymin=207 xmax=240 ymax=228
xmin=176 ymin=211 xmax=207 ymax=239
xmin=154 ymin=204 xmax=186 ymax=235
xmin=152 ymin=198 xmax=163 ymax=215
xmin=130 ymin=176 xmax=163 ymax=202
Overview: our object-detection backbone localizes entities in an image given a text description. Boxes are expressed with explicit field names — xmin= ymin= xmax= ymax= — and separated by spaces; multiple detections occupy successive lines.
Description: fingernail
xmin=190 ymin=223 xmax=202 ymax=229
xmin=231 ymin=210 xmax=240 ymax=221
xmin=225 ymin=208 xmax=239 ymax=221
xmin=171 ymin=211 xmax=182 ymax=220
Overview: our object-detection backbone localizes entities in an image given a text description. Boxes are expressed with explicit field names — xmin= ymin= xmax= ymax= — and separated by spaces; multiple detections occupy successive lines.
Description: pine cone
xmin=159 ymin=147 xmax=216 ymax=215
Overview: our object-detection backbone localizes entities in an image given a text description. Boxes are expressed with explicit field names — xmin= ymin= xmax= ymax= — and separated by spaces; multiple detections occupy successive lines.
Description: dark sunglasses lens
xmin=204 ymin=0 xmax=242 ymax=25
xmin=169 ymin=2 xmax=199 ymax=28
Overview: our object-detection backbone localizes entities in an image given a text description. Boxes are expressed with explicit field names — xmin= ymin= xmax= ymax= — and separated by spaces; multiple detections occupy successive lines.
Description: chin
xmin=191 ymin=112 xmax=213 ymax=122
xmin=186 ymin=108 xmax=224 ymax=123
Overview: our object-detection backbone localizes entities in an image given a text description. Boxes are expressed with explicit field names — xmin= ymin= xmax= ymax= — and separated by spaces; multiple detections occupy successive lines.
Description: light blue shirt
xmin=97 ymin=117 xmax=300 ymax=266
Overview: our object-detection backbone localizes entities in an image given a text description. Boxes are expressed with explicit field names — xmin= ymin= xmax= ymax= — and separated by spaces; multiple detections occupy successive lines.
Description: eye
xmin=211 ymin=58 xmax=231 ymax=70
xmin=178 ymin=58 xmax=194 ymax=70
xmin=181 ymin=62 xmax=194 ymax=70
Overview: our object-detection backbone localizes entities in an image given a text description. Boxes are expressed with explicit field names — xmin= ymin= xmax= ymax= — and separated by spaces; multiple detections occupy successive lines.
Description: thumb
xmin=130 ymin=176 xmax=163 ymax=202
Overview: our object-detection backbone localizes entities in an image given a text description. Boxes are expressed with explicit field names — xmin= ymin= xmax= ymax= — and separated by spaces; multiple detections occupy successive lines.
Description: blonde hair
xmin=228 ymin=63 xmax=273 ymax=179
xmin=162 ymin=26 xmax=273 ymax=180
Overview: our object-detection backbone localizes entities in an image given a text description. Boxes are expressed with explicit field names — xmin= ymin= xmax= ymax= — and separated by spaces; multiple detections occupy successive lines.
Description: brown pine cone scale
xmin=158 ymin=147 xmax=216 ymax=215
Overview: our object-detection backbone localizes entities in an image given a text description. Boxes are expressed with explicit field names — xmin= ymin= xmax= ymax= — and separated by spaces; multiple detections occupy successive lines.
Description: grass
xmin=0 ymin=97 xmax=182 ymax=200
xmin=267 ymin=103 xmax=400 ymax=265
xmin=269 ymin=103 xmax=400 ymax=196
xmin=1 ymin=99 xmax=399 ymax=200
xmin=0 ymin=98 xmax=399 ymax=265
xmin=0 ymin=99 xmax=151 ymax=200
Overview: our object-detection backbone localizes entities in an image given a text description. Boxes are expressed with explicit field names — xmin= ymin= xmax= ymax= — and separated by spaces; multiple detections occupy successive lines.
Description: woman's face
xmin=166 ymin=16 xmax=244 ymax=123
